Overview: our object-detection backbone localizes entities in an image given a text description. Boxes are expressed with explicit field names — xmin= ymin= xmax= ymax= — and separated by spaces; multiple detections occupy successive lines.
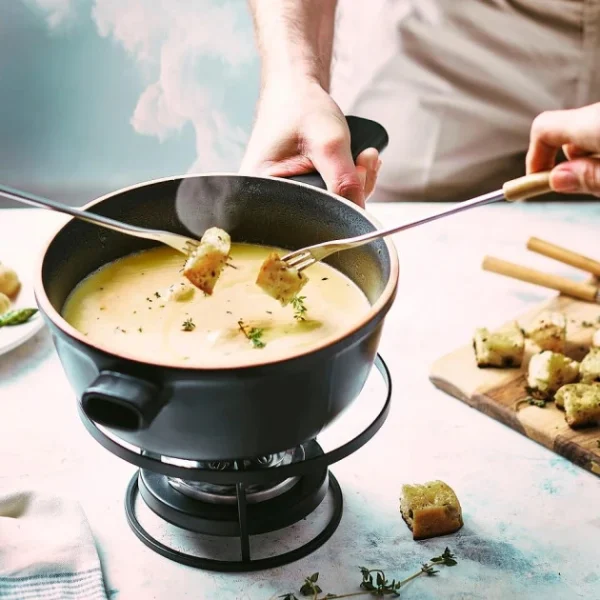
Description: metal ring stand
xmin=124 ymin=471 xmax=344 ymax=572
xmin=79 ymin=355 xmax=392 ymax=572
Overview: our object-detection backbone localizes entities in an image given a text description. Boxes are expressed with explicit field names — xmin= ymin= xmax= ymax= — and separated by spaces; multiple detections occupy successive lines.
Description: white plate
xmin=0 ymin=260 xmax=45 ymax=357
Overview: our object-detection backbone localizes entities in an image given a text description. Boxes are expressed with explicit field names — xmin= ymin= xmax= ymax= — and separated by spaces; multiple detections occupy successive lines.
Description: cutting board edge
xmin=429 ymin=371 xmax=600 ymax=479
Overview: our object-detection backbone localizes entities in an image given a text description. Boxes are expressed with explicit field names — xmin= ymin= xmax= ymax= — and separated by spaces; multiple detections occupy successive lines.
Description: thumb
xmin=550 ymin=158 xmax=600 ymax=197
xmin=308 ymin=136 xmax=365 ymax=207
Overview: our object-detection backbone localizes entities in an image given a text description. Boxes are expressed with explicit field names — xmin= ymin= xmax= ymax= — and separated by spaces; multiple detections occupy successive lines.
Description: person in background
xmin=241 ymin=0 xmax=600 ymax=206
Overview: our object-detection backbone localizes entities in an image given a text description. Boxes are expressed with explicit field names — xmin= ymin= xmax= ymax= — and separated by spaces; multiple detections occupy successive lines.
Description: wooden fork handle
xmin=502 ymin=172 xmax=552 ymax=202
xmin=502 ymin=154 xmax=600 ymax=202
xmin=482 ymin=256 xmax=599 ymax=302
xmin=527 ymin=237 xmax=600 ymax=277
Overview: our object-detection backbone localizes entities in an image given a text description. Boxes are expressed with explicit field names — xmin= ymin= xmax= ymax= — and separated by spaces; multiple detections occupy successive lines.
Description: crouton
xmin=473 ymin=322 xmax=524 ymax=368
xmin=399 ymin=480 xmax=463 ymax=540
xmin=523 ymin=311 xmax=566 ymax=353
xmin=526 ymin=351 xmax=579 ymax=400
xmin=183 ymin=227 xmax=231 ymax=295
xmin=580 ymin=347 xmax=600 ymax=383
xmin=256 ymin=252 xmax=308 ymax=307
xmin=562 ymin=383 xmax=600 ymax=428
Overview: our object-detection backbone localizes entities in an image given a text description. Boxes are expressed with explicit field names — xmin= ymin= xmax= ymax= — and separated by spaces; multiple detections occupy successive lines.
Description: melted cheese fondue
xmin=62 ymin=243 xmax=370 ymax=368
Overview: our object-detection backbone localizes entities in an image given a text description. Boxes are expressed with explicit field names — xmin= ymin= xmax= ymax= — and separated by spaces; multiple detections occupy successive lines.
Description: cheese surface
xmin=62 ymin=243 xmax=370 ymax=368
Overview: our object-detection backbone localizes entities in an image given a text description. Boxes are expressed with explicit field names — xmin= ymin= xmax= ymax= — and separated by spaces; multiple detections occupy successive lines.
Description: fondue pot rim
xmin=33 ymin=172 xmax=399 ymax=371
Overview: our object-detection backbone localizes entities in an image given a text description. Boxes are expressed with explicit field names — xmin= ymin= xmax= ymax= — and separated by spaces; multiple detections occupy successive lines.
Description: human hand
xmin=240 ymin=80 xmax=381 ymax=207
xmin=526 ymin=102 xmax=600 ymax=197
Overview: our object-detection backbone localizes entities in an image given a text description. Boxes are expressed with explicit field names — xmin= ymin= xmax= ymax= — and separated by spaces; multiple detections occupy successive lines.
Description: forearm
xmin=247 ymin=0 xmax=337 ymax=90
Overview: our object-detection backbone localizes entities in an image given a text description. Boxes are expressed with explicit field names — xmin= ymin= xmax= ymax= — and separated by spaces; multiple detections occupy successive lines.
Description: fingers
xmin=550 ymin=158 xmax=600 ymax=197
xmin=526 ymin=103 xmax=600 ymax=173
xmin=308 ymin=130 xmax=366 ymax=207
xmin=356 ymin=148 xmax=380 ymax=199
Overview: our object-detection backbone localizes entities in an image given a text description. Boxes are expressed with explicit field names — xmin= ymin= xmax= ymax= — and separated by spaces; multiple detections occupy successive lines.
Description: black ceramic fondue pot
xmin=33 ymin=117 xmax=399 ymax=462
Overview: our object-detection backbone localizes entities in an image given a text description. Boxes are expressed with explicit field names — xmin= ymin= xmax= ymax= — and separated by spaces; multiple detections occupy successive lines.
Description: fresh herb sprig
xmin=238 ymin=319 xmax=266 ymax=348
xmin=182 ymin=318 xmax=196 ymax=332
xmin=291 ymin=295 xmax=307 ymax=321
xmin=515 ymin=396 xmax=547 ymax=410
xmin=278 ymin=548 xmax=458 ymax=599
xmin=0 ymin=308 xmax=38 ymax=327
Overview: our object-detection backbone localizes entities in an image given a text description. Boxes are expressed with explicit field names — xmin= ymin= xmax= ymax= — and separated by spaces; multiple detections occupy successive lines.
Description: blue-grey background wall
xmin=0 ymin=0 xmax=260 ymax=207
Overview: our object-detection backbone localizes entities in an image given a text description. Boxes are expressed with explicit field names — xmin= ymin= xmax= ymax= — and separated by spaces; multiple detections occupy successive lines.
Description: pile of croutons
xmin=473 ymin=311 xmax=600 ymax=429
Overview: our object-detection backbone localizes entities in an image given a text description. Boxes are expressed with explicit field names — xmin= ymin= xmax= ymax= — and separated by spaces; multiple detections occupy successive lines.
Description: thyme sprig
xmin=278 ymin=548 xmax=458 ymax=599
xmin=291 ymin=295 xmax=307 ymax=321
xmin=182 ymin=318 xmax=196 ymax=332
xmin=238 ymin=319 xmax=266 ymax=348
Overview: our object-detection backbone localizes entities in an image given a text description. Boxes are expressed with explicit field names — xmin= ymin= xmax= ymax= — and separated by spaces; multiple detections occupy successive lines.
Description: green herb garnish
xmin=0 ymin=308 xmax=38 ymax=327
xmin=582 ymin=320 xmax=594 ymax=328
xmin=154 ymin=291 xmax=161 ymax=298
xmin=291 ymin=295 xmax=307 ymax=321
xmin=279 ymin=548 xmax=458 ymax=599
xmin=299 ymin=573 xmax=322 ymax=597
xmin=238 ymin=319 xmax=266 ymax=348
xmin=527 ymin=397 xmax=547 ymax=408
xmin=182 ymin=318 xmax=195 ymax=332
xmin=515 ymin=396 xmax=548 ymax=411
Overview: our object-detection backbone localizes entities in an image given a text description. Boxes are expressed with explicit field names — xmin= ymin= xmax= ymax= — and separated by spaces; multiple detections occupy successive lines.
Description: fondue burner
xmin=168 ymin=446 xmax=306 ymax=505
xmin=79 ymin=356 xmax=391 ymax=572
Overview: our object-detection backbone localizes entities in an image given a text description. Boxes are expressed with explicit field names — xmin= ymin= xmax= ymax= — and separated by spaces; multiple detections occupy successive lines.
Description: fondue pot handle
xmin=285 ymin=115 xmax=389 ymax=190
xmin=81 ymin=371 xmax=164 ymax=432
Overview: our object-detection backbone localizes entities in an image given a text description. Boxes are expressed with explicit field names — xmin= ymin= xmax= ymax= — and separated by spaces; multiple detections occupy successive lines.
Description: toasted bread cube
xmin=399 ymin=480 xmax=463 ymax=540
xmin=256 ymin=252 xmax=308 ymax=306
xmin=0 ymin=292 xmax=10 ymax=316
xmin=561 ymin=383 xmax=600 ymax=428
xmin=473 ymin=322 xmax=524 ymax=368
xmin=183 ymin=227 xmax=231 ymax=295
xmin=526 ymin=351 xmax=579 ymax=400
xmin=593 ymin=329 xmax=600 ymax=348
xmin=523 ymin=311 xmax=566 ymax=353
xmin=0 ymin=263 xmax=20 ymax=298
xmin=555 ymin=382 xmax=600 ymax=409
xmin=580 ymin=347 xmax=600 ymax=383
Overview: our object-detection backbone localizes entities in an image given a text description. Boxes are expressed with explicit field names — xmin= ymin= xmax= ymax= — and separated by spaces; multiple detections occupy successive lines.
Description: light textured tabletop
xmin=1 ymin=202 xmax=599 ymax=600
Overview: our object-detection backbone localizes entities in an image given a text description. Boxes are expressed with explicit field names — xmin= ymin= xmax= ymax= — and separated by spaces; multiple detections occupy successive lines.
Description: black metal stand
xmin=78 ymin=355 xmax=391 ymax=572
xmin=124 ymin=470 xmax=344 ymax=572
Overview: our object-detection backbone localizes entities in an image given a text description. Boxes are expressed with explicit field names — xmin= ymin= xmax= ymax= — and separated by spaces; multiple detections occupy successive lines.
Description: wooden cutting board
xmin=429 ymin=293 xmax=600 ymax=478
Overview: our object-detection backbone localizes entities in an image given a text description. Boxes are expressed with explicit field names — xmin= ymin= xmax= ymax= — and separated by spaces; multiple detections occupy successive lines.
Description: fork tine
xmin=283 ymin=251 xmax=312 ymax=269
xmin=281 ymin=248 xmax=304 ymax=262
xmin=184 ymin=239 xmax=199 ymax=254
xmin=288 ymin=257 xmax=315 ymax=272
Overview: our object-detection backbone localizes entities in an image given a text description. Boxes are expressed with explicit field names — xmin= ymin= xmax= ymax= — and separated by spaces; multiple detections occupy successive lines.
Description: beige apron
xmin=331 ymin=0 xmax=600 ymax=201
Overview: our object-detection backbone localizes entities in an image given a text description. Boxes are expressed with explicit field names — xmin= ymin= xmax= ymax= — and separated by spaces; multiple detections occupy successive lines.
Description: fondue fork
xmin=281 ymin=171 xmax=555 ymax=272
xmin=0 ymin=183 xmax=200 ymax=256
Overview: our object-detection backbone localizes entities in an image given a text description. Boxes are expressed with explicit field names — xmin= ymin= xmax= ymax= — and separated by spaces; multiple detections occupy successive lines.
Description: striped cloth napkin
xmin=0 ymin=487 xmax=107 ymax=599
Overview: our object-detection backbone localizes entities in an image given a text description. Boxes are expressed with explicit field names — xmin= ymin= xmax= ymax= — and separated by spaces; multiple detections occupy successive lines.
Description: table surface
xmin=1 ymin=203 xmax=599 ymax=600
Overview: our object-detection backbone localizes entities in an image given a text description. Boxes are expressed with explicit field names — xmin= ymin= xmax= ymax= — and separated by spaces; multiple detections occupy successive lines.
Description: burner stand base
xmin=124 ymin=469 xmax=344 ymax=572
